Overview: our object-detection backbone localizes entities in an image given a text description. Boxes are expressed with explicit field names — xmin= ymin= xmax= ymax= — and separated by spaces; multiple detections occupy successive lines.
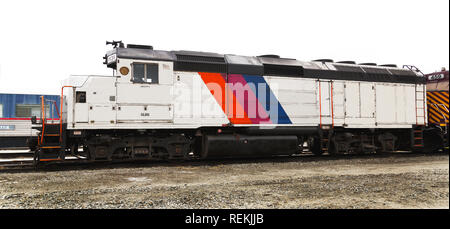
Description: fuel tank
xmin=201 ymin=134 xmax=300 ymax=158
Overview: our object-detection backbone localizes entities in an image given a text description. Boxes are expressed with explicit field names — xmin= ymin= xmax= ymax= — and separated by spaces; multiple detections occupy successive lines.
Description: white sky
xmin=0 ymin=0 xmax=448 ymax=95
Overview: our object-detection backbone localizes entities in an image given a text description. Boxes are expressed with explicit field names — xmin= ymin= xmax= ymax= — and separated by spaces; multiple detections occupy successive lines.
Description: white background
xmin=0 ymin=0 xmax=448 ymax=94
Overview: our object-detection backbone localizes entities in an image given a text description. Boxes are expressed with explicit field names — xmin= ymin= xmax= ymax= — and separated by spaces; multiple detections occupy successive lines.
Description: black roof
xmin=106 ymin=47 xmax=425 ymax=84
xmin=111 ymin=48 xmax=176 ymax=61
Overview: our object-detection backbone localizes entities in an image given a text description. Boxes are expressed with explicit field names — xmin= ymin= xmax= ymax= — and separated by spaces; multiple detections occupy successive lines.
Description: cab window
xmin=76 ymin=91 xmax=86 ymax=103
xmin=133 ymin=63 xmax=159 ymax=84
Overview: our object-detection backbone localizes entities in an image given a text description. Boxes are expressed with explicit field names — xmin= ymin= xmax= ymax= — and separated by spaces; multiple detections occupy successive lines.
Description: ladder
xmin=415 ymin=84 xmax=427 ymax=125
xmin=412 ymin=125 xmax=425 ymax=150
xmin=320 ymin=129 xmax=333 ymax=154
xmin=35 ymin=96 xmax=64 ymax=163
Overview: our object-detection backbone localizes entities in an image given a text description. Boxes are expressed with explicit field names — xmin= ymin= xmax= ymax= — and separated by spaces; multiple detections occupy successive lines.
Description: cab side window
xmin=133 ymin=63 xmax=145 ymax=83
xmin=76 ymin=91 xmax=86 ymax=103
xmin=133 ymin=63 xmax=159 ymax=84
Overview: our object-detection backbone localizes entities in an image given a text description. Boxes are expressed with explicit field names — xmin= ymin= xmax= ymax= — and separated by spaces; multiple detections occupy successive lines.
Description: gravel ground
xmin=0 ymin=154 xmax=448 ymax=209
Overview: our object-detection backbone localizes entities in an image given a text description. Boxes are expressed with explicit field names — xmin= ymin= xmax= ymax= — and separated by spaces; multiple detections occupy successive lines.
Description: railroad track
xmin=0 ymin=148 xmax=447 ymax=172
xmin=0 ymin=150 xmax=34 ymax=170
xmin=0 ymin=149 xmax=89 ymax=171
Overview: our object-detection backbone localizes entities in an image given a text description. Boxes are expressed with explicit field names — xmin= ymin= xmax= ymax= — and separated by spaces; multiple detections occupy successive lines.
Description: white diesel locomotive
xmin=30 ymin=41 xmax=443 ymax=162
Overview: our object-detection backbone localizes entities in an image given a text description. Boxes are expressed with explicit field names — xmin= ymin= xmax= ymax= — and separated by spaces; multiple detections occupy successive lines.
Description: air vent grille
xmin=362 ymin=67 xmax=390 ymax=75
xmin=176 ymin=55 xmax=225 ymax=63
xmin=263 ymin=64 xmax=303 ymax=77
xmin=174 ymin=62 xmax=226 ymax=73
xmin=334 ymin=65 xmax=364 ymax=73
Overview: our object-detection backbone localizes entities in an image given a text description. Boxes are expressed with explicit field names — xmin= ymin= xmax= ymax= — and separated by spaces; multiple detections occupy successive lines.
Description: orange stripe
xmin=428 ymin=103 xmax=443 ymax=114
xmin=434 ymin=92 xmax=449 ymax=105
xmin=428 ymin=93 xmax=449 ymax=107
xmin=39 ymin=158 xmax=62 ymax=162
xmin=200 ymin=72 xmax=227 ymax=113
xmin=429 ymin=113 xmax=441 ymax=123
xmin=427 ymin=97 xmax=440 ymax=106
xmin=427 ymin=99 xmax=449 ymax=119
xmin=427 ymin=92 xmax=443 ymax=103
xmin=430 ymin=114 xmax=445 ymax=123
xmin=199 ymin=72 xmax=252 ymax=124
xmin=430 ymin=115 xmax=444 ymax=124
xmin=40 ymin=146 xmax=61 ymax=149
xmin=442 ymin=92 xmax=449 ymax=97
xmin=432 ymin=91 xmax=449 ymax=99
xmin=427 ymin=96 xmax=449 ymax=111
xmin=428 ymin=108 xmax=441 ymax=118
xmin=428 ymin=105 xmax=447 ymax=119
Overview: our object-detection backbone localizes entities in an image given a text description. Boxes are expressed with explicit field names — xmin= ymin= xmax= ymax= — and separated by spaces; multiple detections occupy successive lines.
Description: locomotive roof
xmin=106 ymin=46 xmax=425 ymax=84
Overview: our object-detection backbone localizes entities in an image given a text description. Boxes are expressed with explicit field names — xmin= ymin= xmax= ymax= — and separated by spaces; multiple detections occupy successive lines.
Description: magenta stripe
xmin=227 ymin=74 xmax=272 ymax=124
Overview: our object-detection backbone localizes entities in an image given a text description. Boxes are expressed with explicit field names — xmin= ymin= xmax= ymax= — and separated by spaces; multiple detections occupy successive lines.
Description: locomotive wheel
xmin=85 ymin=145 xmax=96 ymax=161
xmin=423 ymin=128 xmax=444 ymax=153
xmin=70 ymin=144 xmax=79 ymax=155
xmin=310 ymin=137 xmax=323 ymax=155
xmin=58 ymin=150 xmax=66 ymax=161
xmin=328 ymin=139 xmax=339 ymax=155
xmin=33 ymin=149 xmax=41 ymax=167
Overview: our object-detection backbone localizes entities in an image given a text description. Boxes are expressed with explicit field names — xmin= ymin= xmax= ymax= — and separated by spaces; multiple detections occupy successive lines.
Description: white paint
xmin=0 ymin=120 xmax=35 ymax=137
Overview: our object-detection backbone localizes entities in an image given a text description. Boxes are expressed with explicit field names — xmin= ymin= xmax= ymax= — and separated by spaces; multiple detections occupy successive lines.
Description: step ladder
xmin=412 ymin=125 xmax=425 ymax=150
xmin=35 ymin=96 xmax=64 ymax=163
xmin=321 ymin=130 xmax=331 ymax=154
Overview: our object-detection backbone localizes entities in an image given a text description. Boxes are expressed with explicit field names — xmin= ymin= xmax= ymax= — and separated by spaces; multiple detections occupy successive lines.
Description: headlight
xmin=120 ymin=66 xmax=130 ymax=75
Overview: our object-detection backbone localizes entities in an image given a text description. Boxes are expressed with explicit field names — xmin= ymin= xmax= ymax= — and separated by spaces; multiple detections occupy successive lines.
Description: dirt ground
xmin=0 ymin=154 xmax=448 ymax=209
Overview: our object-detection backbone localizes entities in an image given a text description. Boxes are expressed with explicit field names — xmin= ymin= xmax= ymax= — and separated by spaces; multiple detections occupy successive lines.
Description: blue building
xmin=0 ymin=93 xmax=60 ymax=148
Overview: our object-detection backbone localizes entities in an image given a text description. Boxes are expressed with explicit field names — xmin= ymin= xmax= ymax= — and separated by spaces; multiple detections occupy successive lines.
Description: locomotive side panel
xmin=65 ymin=75 xmax=424 ymax=129
xmin=264 ymin=76 xmax=317 ymax=126
xmin=116 ymin=59 xmax=174 ymax=124
xmin=331 ymin=81 xmax=345 ymax=126
xmin=375 ymin=83 xmax=421 ymax=127
xmin=173 ymin=71 xmax=228 ymax=126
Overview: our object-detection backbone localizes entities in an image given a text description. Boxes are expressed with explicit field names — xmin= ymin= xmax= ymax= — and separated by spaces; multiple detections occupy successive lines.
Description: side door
xmin=87 ymin=77 xmax=118 ymax=125
xmin=344 ymin=81 xmax=376 ymax=126
xmin=318 ymin=80 xmax=332 ymax=125
xmin=344 ymin=81 xmax=360 ymax=125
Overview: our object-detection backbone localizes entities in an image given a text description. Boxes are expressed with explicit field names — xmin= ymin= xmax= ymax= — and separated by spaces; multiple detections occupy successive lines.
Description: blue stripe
xmin=242 ymin=75 xmax=292 ymax=124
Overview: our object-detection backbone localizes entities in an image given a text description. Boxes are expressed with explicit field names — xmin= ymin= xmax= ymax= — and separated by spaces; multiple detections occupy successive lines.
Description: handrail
xmin=318 ymin=80 xmax=322 ymax=128
xmin=403 ymin=65 xmax=425 ymax=76
xmin=431 ymin=103 xmax=449 ymax=123
xmin=53 ymin=101 xmax=60 ymax=119
xmin=331 ymin=81 xmax=334 ymax=128
xmin=40 ymin=96 xmax=45 ymax=145
xmin=431 ymin=103 xmax=448 ymax=134
xmin=423 ymin=85 xmax=426 ymax=125
xmin=42 ymin=98 xmax=60 ymax=123
xmin=435 ymin=103 xmax=449 ymax=113
xmin=60 ymin=86 xmax=73 ymax=142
